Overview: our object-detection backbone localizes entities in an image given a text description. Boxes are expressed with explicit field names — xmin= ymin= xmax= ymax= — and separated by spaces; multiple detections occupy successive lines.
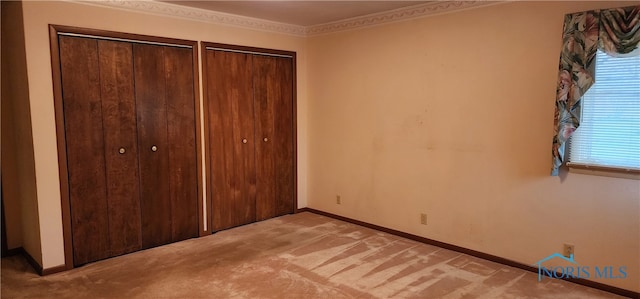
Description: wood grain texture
xmin=206 ymin=49 xmax=256 ymax=231
xmin=273 ymin=57 xmax=295 ymax=216
xmin=291 ymin=54 xmax=298 ymax=213
xmin=59 ymin=36 xmax=110 ymax=266
xmin=97 ymin=40 xmax=142 ymax=256
xmin=235 ymin=54 xmax=258 ymax=227
xmin=1 ymin=198 xmax=7 ymax=257
xmin=133 ymin=44 xmax=172 ymax=249
xmin=254 ymin=56 xmax=295 ymax=220
xmin=204 ymin=44 xmax=295 ymax=230
xmin=253 ymin=56 xmax=277 ymax=221
xmin=163 ymin=46 xmax=199 ymax=242
xmin=52 ymin=25 xmax=201 ymax=269
xmin=206 ymin=49 xmax=233 ymax=231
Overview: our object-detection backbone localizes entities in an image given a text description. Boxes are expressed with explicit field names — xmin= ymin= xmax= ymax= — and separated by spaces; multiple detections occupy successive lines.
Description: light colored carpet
xmin=0 ymin=212 xmax=625 ymax=298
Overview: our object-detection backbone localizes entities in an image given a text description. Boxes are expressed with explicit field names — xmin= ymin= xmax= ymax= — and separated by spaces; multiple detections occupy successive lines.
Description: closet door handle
xmin=263 ymin=137 xmax=268 ymax=142
xmin=151 ymin=145 xmax=158 ymax=152
xmin=119 ymin=147 xmax=126 ymax=154
xmin=242 ymin=138 xmax=248 ymax=144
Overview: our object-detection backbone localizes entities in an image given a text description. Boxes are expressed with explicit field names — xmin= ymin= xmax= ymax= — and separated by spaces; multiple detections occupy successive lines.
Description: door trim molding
xmin=58 ymin=32 xmax=193 ymax=48
xmin=49 ymin=24 xmax=202 ymax=270
xmin=48 ymin=24 xmax=73 ymax=270
xmin=202 ymin=42 xmax=295 ymax=59
xmin=204 ymin=47 xmax=293 ymax=58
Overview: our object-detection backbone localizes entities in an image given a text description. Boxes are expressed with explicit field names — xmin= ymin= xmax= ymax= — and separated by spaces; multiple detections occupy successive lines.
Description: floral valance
xmin=551 ymin=5 xmax=640 ymax=176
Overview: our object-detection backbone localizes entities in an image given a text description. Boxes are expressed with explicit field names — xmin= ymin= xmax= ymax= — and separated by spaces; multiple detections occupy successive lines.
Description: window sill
xmin=567 ymin=163 xmax=640 ymax=180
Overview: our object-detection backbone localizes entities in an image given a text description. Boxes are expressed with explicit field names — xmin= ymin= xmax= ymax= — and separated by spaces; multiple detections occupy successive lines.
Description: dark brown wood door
xmin=97 ymin=40 xmax=142 ymax=257
xmin=271 ymin=57 xmax=295 ymax=217
xmin=253 ymin=56 xmax=295 ymax=220
xmin=204 ymin=46 xmax=295 ymax=231
xmin=60 ymin=36 xmax=111 ymax=265
xmin=206 ymin=50 xmax=257 ymax=231
xmin=58 ymin=31 xmax=199 ymax=267
xmin=134 ymin=44 xmax=199 ymax=248
xmin=134 ymin=44 xmax=172 ymax=249
xmin=163 ymin=46 xmax=199 ymax=242
xmin=60 ymin=36 xmax=143 ymax=266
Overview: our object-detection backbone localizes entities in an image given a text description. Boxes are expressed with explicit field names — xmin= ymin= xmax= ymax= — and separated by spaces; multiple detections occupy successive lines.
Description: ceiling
xmin=163 ymin=1 xmax=432 ymax=27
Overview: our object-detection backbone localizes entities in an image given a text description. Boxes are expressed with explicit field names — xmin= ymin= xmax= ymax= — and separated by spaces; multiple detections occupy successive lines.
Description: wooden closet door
xmin=61 ymin=37 xmax=143 ymax=265
xmin=272 ymin=57 xmax=295 ymax=216
xmin=97 ymin=40 xmax=142 ymax=256
xmin=134 ymin=44 xmax=199 ymax=248
xmin=254 ymin=56 xmax=295 ymax=220
xmin=133 ymin=44 xmax=172 ymax=249
xmin=163 ymin=46 xmax=199 ymax=242
xmin=206 ymin=50 xmax=257 ymax=231
xmin=60 ymin=36 xmax=110 ymax=265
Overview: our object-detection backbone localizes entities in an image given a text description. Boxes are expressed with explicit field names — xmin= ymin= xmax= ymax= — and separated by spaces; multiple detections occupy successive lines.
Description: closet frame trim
xmin=200 ymin=42 xmax=298 ymax=231
xmin=49 ymin=24 xmax=204 ymax=270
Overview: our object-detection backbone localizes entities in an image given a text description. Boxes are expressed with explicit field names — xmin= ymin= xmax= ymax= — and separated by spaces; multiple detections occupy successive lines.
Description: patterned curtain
xmin=600 ymin=6 xmax=640 ymax=56
xmin=551 ymin=5 xmax=640 ymax=176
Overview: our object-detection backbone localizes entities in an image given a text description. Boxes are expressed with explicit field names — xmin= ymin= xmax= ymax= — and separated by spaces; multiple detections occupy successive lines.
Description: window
xmin=568 ymin=49 xmax=640 ymax=172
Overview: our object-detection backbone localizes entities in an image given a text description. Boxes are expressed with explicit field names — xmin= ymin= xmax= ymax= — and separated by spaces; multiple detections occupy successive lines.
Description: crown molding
xmin=68 ymin=1 xmax=503 ymax=37
xmin=305 ymin=1 xmax=503 ymax=36
xmin=69 ymin=0 xmax=308 ymax=37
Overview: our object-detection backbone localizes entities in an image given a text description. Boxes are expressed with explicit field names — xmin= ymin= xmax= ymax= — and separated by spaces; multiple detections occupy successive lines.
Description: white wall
xmin=19 ymin=0 xmax=308 ymax=269
xmin=306 ymin=1 xmax=640 ymax=292
xmin=1 ymin=0 xmax=39 ymax=260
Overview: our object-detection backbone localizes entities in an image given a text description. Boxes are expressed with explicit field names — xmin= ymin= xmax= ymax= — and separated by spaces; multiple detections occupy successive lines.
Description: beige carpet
xmin=0 ymin=212 xmax=625 ymax=298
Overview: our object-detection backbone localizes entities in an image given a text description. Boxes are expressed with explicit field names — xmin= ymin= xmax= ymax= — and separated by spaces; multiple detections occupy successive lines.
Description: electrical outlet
xmin=336 ymin=195 xmax=341 ymax=205
xmin=563 ymin=243 xmax=575 ymax=258
xmin=420 ymin=213 xmax=427 ymax=225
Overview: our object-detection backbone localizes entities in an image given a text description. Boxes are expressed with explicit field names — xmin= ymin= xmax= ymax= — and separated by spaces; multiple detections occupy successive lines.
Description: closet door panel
xmin=235 ymin=57 xmax=258 ymax=227
xmin=273 ymin=57 xmax=295 ymax=216
xmin=206 ymin=50 xmax=235 ymax=230
xmin=97 ymin=40 xmax=142 ymax=256
xmin=133 ymin=44 xmax=172 ymax=249
xmin=253 ymin=56 xmax=277 ymax=221
xmin=207 ymin=50 xmax=256 ymax=231
xmin=164 ymin=46 xmax=198 ymax=241
xmin=254 ymin=56 xmax=295 ymax=219
xmin=59 ymin=36 xmax=110 ymax=265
